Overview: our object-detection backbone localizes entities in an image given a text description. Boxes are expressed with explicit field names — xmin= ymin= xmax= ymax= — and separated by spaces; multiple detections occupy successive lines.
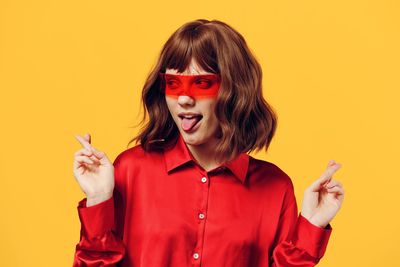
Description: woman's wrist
xmin=86 ymin=193 xmax=113 ymax=207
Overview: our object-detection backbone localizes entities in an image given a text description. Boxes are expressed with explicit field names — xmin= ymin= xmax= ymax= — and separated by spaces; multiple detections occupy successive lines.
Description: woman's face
xmin=165 ymin=58 xmax=220 ymax=146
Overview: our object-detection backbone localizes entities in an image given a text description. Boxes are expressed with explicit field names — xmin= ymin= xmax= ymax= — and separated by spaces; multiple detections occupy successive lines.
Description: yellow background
xmin=1 ymin=0 xmax=399 ymax=266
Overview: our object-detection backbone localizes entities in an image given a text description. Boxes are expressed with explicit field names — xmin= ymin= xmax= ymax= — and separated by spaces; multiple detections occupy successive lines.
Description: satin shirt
xmin=73 ymin=133 xmax=332 ymax=267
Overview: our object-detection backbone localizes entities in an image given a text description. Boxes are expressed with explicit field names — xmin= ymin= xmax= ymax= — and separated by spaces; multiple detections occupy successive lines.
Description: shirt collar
xmin=163 ymin=133 xmax=250 ymax=184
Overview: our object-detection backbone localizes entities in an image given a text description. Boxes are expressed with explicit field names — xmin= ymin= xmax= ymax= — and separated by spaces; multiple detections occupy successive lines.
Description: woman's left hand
xmin=300 ymin=160 xmax=345 ymax=228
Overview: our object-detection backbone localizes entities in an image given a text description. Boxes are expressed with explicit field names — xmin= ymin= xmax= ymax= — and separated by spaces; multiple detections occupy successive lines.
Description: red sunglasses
xmin=159 ymin=72 xmax=221 ymax=99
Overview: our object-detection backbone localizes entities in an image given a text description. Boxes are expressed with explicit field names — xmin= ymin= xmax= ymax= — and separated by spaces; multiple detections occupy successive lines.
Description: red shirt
xmin=73 ymin=133 xmax=333 ymax=267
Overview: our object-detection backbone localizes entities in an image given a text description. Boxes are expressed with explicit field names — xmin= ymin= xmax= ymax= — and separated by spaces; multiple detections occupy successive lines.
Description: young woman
xmin=72 ymin=19 xmax=345 ymax=267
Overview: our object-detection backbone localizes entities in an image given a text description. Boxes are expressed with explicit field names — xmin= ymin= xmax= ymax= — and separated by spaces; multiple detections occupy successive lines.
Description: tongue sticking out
xmin=182 ymin=116 xmax=202 ymax=131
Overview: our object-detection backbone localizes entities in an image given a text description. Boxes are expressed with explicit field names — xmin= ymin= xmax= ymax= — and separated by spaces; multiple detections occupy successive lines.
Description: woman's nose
xmin=177 ymin=95 xmax=195 ymax=106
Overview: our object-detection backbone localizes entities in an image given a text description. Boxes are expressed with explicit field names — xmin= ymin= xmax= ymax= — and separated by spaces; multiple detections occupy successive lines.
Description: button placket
xmin=192 ymin=173 xmax=210 ymax=266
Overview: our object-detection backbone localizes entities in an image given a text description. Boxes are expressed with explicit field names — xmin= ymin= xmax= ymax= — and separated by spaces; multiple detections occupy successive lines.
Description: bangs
xmin=162 ymin=25 xmax=220 ymax=74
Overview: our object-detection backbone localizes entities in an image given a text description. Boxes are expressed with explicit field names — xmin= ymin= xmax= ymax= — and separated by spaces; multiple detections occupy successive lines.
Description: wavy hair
xmin=127 ymin=19 xmax=278 ymax=163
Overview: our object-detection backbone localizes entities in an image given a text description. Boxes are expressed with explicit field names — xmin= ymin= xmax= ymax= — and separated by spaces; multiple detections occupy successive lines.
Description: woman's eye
xmin=166 ymin=80 xmax=180 ymax=89
xmin=194 ymin=79 xmax=213 ymax=89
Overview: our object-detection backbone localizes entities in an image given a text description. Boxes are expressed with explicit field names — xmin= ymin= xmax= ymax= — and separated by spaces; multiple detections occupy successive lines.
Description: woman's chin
xmin=181 ymin=132 xmax=204 ymax=145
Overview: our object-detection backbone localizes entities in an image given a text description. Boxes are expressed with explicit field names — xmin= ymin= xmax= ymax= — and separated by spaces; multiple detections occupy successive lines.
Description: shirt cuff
xmin=292 ymin=213 xmax=333 ymax=259
xmin=77 ymin=196 xmax=115 ymax=239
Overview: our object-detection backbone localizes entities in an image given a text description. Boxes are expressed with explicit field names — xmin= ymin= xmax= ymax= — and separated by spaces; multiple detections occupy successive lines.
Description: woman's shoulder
xmin=112 ymin=143 xmax=163 ymax=169
xmin=248 ymin=156 xmax=294 ymax=188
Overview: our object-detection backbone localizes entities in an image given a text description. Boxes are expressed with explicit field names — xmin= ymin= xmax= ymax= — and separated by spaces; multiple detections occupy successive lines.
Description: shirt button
xmin=201 ymin=177 xmax=207 ymax=183
xmin=193 ymin=252 xmax=200 ymax=259
xmin=199 ymin=213 xmax=205 ymax=219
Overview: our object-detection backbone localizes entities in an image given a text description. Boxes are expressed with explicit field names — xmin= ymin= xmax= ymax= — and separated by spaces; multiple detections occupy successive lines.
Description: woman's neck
xmin=186 ymin=137 xmax=225 ymax=172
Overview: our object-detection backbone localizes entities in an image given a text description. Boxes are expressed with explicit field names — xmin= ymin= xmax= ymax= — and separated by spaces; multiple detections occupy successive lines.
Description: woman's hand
xmin=73 ymin=133 xmax=115 ymax=207
xmin=300 ymin=160 xmax=345 ymax=228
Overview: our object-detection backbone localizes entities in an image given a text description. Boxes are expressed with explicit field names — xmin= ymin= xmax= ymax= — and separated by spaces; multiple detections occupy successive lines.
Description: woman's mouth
xmin=179 ymin=114 xmax=203 ymax=132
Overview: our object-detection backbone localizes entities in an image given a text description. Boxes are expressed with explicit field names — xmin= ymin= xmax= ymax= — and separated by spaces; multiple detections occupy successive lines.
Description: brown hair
xmin=127 ymin=19 xmax=278 ymax=163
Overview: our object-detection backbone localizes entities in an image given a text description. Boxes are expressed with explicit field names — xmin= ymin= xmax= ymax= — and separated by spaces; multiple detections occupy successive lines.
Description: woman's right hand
xmin=73 ymin=133 xmax=115 ymax=207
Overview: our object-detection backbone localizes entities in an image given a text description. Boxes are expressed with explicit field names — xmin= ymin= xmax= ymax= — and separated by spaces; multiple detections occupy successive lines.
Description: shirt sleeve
xmin=270 ymin=180 xmax=333 ymax=267
xmin=72 ymin=156 xmax=127 ymax=267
